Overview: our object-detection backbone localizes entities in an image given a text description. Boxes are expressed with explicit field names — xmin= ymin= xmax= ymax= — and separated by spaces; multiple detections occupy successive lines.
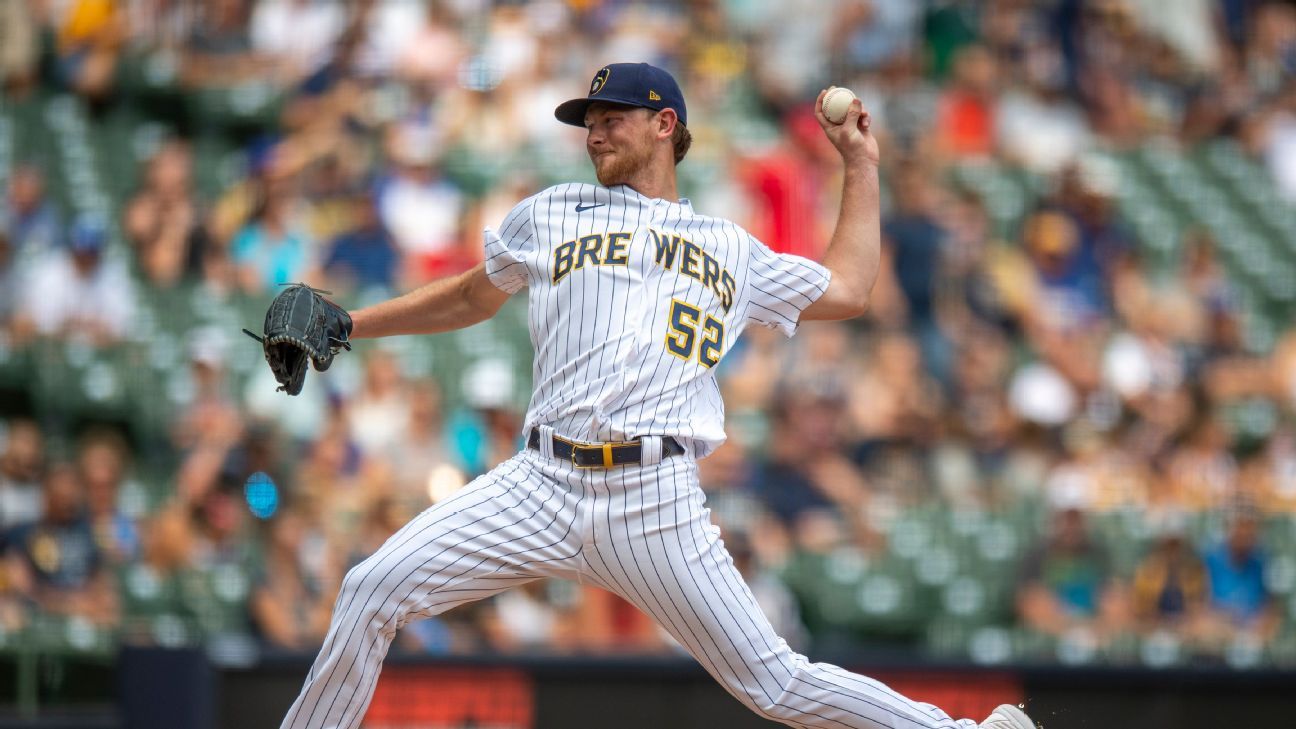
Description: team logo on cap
xmin=590 ymin=67 xmax=610 ymax=95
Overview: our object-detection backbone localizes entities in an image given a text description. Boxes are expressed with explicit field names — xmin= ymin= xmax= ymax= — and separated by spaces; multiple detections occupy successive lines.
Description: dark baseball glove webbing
xmin=243 ymin=283 xmax=353 ymax=395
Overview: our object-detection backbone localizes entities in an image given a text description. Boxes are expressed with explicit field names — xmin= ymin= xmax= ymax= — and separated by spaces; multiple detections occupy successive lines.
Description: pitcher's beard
xmin=593 ymin=145 xmax=653 ymax=187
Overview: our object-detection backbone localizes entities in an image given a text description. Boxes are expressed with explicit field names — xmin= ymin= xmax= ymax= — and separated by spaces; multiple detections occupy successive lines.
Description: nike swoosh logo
xmin=575 ymin=203 xmax=605 ymax=213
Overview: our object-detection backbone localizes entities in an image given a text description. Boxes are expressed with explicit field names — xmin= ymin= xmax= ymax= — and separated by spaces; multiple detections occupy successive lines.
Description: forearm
xmin=802 ymin=161 xmax=881 ymax=321
xmin=350 ymin=263 xmax=509 ymax=339
xmin=821 ymin=162 xmax=882 ymax=308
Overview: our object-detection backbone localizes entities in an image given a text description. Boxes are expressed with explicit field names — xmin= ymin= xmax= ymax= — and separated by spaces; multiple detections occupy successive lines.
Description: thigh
xmin=339 ymin=451 xmax=586 ymax=626
xmin=588 ymin=459 xmax=893 ymax=727
xmin=585 ymin=459 xmax=792 ymax=697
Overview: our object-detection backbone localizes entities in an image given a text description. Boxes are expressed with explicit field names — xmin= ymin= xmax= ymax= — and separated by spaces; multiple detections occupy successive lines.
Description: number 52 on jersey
xmin=665 ymin=299 xmax=723 ymax=368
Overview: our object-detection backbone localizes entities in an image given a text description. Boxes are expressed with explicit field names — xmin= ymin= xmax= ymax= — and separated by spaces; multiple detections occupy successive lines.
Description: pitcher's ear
xmin=657 ymin=108 xmax=679 ymax=137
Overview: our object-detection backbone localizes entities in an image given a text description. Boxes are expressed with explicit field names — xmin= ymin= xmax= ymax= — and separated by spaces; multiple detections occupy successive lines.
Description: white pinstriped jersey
xmin=483 ymin=182 xmax=831 ymax=457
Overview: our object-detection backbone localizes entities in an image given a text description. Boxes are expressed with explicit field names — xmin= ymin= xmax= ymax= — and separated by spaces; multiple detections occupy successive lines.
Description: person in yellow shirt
xmin=56 ymin=0 xmax=126 ymax=99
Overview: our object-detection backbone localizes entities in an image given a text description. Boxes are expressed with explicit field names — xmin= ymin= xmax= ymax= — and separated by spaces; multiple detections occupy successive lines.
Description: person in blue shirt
xmin=232 ymin=184 xmax=312 ymax=293
xmin=1200 ymin=510 xmax=1280 ymax=644
xmin=1016 ymin=505 xmax=1130 ymax=643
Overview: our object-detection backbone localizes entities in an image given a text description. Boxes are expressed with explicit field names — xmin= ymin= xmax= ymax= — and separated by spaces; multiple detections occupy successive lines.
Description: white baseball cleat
xmin=978 ymin=703 xmax=1036 ymax=729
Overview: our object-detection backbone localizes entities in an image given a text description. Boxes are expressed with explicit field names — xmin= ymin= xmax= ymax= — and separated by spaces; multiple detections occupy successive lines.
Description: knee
xmin=744 ymin=657 xmax=813 ymax=723
xmin=336 ymin=561 xmax=403 ymax=635
xmin=745 ymin=696 xmax=800 ymax=725
xmin=339 ymin=561 xmax=376 ymax=602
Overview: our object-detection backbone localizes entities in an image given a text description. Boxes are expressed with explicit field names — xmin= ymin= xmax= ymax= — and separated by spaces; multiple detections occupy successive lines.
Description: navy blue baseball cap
xmin=68 ymin=213 xmax=108 ymax=254
xmin=555 ymin=63 xmax=687 ymax=128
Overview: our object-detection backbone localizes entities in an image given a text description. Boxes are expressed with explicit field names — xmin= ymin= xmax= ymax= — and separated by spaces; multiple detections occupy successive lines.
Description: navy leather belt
xmin=527 ymin=428 xmax=686 ymax=468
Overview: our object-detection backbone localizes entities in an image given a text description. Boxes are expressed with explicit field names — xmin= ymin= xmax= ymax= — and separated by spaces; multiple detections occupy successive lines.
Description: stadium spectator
xmin=346 ymin=348 xmax=410 ymax=460
xmin=848 ymin=330 xmax=944 ymax=449
xmin=4 ymin=464 xmax=119 ymax=626
xmin=1130 ymin=514 xmax=1210 ymax=636
xmin=172 ymin=328 xmax=244 ymax=453
xmin=124 ymin=140 xmax=212 ymax=288
xmin=383 ymin=379 xmax=450 ymax=512
xmin=0 ymin=0 xmax=39 ymax=97
xmin=231 ymin=176 xmax=315 ymax=294
xmin=484 ymin=580 xmax=583 ymax=653
xmin=376 ymin=123 xmax=469 ymax=284
xmin=298 ymin=403 xmax=372 ymax=553
xmin=52 ymin=0 xmax=128 ymax=100
xmin=1244 ymin=2 xmax=1296 ymax=99
xmin=249 ymin=0 xmax=345 ymax=81
xmin=1199 ymin=510 xmax=1281 ymax=644
xmin=750 ymin=378 xmax=872 ymax=541
xmin=250 ymin=509 xmax=339 ymax=650
xmin=1016 ymin=503 xmax=1129 ymax=645
xmin=322 ymin=194 xmax=399 ymax=294
xmin=738 ymin=109 xmax=836 ymax=259
xmin=944 ymin=324 xmax=1020 ymax=491
xmin=181 ymin=0 xmax=267 ymax=87
xmin=1054 ymin=157 xmax=1135 ymax=287
xmin=1249 ymin=427 xmax=1296 ymax=514
xmin=77 ymin=428 xmax=138 ymax=564
xmin=4 ymin=164 xmax=60 ymax=255
xmin=392 ymin=0 xmax=466 ymax=89
xmin=881 ymin=163 xmax=952 ymax=379
xmin=996 ymin=68 xmax=1092 ymax=175
xmin=459 ymin=358 xmax=525 ymax=474
xmin=827 ymin=0 xmax=920 ymax=75
xmin=190 ymin=480 xmax=254 ymax=572
xmin=1258 ymin=85 xmax=1296 ymax=202
xmin=0 ymin=419 xmax=45 ymax=529
xmin=935 ymin=44 xmax=999 ymax=158
xmin=1016 ymin=207 xmax=1107 ymax=335
xmin=12 ymin=213 xmax=138 ymax=347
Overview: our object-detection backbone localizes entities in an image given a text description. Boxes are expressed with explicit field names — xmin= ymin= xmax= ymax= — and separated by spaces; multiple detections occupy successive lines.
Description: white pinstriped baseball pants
xmin=280 ymin=445 xmax=978 ymax=729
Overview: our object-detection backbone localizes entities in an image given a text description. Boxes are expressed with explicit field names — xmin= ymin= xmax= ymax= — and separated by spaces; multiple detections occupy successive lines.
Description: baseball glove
xmin=243 ymin=283 xmax=352 ymax=395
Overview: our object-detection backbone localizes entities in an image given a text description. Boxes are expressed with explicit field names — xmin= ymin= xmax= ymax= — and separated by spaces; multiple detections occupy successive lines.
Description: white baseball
xmin=822 ymin=86 xmax=857 ymax=125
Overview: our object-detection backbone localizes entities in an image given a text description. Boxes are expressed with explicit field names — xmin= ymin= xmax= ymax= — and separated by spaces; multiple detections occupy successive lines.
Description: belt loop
xmin=602 ymin=443 xmax=613 ymax=468
xmin=537 ymin=425 xmax=557 ymax=460
xmin=639 ymin=435 xmax=663 ymax=466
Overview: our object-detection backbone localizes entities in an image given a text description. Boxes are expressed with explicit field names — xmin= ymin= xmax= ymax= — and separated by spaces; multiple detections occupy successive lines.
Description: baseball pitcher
xmin=261 ymin=62 xmax=1036 ymax=729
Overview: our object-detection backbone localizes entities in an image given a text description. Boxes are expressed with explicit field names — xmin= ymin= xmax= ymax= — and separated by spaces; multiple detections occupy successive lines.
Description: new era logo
xmin=648 ymin=90 xmax=661 ymax=101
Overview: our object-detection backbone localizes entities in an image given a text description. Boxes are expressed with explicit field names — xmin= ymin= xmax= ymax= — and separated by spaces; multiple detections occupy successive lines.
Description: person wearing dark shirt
xmin=883 ymin=164 xmax=950 ymax=381
xmin=748 ymin=380 xmax=871 ymax=540
xmin=4 ymin=464 xmax=117 ymax=625
xmin=1131 ymin=518 xmax=1209 ymax=635
xmin=323 ymin=194 xmax=398 ymax=292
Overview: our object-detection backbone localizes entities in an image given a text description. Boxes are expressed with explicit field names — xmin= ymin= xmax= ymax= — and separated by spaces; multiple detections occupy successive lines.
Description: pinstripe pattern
xmin=484 ymin=183 xmax=830 ymax=459
xmin=283 ymin=184 xmax=982 ymax=729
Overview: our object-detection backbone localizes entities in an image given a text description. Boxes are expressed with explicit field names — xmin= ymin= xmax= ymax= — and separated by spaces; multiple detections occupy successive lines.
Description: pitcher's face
xmin=584 ymin=104 xmax=657 ymax=187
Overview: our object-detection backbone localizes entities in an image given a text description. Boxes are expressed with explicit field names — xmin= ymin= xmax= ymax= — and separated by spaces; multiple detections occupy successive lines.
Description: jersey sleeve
xmin=483 ymin=195 xmax=538 ymax=294
xmin=743 ymin=235 xmax=831 ymax=337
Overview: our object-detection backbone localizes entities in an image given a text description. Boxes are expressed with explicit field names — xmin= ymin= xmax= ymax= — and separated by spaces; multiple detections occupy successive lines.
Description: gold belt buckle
xmin=572 ymin=441 xmax=625 ymax=468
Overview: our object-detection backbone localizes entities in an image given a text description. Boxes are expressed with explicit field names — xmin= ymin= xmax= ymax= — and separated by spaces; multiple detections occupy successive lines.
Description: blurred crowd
xmin=2 ymin=0 xmax=1296 ymax=668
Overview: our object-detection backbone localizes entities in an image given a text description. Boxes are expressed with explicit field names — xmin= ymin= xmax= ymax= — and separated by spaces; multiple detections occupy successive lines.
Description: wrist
xmin=842 ymin=160 xmax=880 ymax=191
xmin=841 ymin=154 xmax=881 ymax=173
